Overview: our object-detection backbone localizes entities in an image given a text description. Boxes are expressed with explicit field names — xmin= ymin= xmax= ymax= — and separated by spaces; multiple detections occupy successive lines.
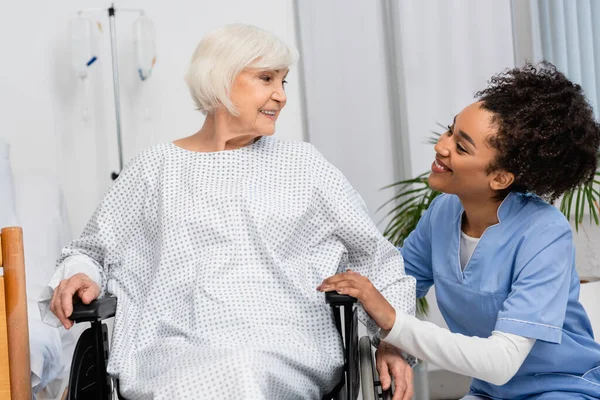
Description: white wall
xmin=1 ymin=0 xmax=304 ymax=235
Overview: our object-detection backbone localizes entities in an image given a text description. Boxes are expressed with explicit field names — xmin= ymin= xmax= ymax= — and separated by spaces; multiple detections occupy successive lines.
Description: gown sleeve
xmin=39 ymin=152 xmax=153 ymax=327
xmin=314 ymin=151 xmax=417 ymax=340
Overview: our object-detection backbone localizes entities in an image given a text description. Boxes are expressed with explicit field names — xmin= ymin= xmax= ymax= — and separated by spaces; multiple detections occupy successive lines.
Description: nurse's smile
xmin=432 ymin=157 xmax=452 ymax=173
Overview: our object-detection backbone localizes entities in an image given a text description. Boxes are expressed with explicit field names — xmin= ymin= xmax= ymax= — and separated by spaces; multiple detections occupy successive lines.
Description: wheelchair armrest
xmin=69 ymin=296 xmax=117 ymax=323
xmin=325 ymin=291 xmax=357 ymax=306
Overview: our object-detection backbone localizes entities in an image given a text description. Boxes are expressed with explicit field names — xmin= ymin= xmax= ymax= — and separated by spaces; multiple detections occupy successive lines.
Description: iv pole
xmin=77 ymin=3 xmax=147 ymax=180
xmin=108 ymin=5 xmax=124 ymax=180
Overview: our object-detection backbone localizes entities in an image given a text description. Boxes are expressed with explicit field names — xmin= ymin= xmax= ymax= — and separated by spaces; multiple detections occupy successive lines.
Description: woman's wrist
xmin=381 ymin=308 xmax=404 ymax=339
xmin=381 ymin=303 xmax=397 ymax=331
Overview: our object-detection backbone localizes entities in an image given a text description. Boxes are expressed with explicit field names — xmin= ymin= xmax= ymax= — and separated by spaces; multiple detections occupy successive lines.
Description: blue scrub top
xmin=401 ymin=192 xmax=600 ymax=399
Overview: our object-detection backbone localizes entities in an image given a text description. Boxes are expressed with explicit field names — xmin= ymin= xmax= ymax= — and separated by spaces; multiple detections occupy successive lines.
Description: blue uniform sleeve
xmin=399 ymin=196 xmax=439 ymax=299
xmin=494 ymin=220 xmax=573 ymax=344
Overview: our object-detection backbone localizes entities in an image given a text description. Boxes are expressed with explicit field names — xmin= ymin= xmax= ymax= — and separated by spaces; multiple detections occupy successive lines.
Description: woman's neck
xmin=177 ymin=112 xmax=260 ymax=152
xmin=459 ymin=195 xmax=504 ymax=238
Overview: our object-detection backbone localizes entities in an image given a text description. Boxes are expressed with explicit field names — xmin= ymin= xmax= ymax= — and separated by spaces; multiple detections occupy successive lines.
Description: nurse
xmin=319 ymin=62 xmax=600 ymax=399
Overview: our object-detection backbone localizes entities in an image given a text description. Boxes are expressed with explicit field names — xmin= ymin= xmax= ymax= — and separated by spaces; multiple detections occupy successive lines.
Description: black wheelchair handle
xmin=69 ymin=296 xmax=118 ymax=323
xmin=325 ymin=291 xmax=358 ymax=306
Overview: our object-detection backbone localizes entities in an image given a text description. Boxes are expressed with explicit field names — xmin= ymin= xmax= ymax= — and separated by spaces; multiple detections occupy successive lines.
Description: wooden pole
xmin=1 ymin=227 xmax=31 ymax=400
xmin=0 ymin=271 xmax=12 ymax=399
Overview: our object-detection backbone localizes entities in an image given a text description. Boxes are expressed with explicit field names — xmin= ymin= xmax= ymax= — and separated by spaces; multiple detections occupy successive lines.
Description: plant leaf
xmin=585 ymin=184 xmax=599 ymax=225
xmin=377 ymin=186 xmax=429 ymax=212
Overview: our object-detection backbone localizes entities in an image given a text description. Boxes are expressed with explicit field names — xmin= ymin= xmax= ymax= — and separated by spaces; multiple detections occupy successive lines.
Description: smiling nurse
xmin=319 ymin=62 xmax=600 ymax=399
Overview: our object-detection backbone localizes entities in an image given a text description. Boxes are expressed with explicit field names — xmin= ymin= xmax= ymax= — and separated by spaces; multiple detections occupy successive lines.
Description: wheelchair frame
xmin=66 ymin=293 xmax=391 ymax=400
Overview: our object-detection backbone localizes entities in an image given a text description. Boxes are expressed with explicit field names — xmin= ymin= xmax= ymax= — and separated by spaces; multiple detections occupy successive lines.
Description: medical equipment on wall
xmin=68 ymin=17 xmax=98 ymax=80
xmin=71 ymin=4 xmax=157 ymax=180
xmin=133 ymin=14 xmax=157 ymax=124
xmin=133 ymin=15 xmax=157 ymax=81
xmin=68 ymin=16 xmax=98 ymax=121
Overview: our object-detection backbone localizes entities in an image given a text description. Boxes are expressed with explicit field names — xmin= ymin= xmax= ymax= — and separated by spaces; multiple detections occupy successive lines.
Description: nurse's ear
xmin=489 ymin=170 xmax=515 ymax=191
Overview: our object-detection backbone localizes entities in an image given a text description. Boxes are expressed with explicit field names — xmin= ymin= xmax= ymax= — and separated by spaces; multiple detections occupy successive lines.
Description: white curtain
xmin=512 ymin=0 xmax=600 ymax=118
xmin=512 ymin=0 xmax=600 ymax=281
xmin=392 ymin=0 xmax=515 ymax=177
xmin=294 ymin=0 xmax=403 ymax=229
xmin=294 ymin=0 xmax=515 ymax=228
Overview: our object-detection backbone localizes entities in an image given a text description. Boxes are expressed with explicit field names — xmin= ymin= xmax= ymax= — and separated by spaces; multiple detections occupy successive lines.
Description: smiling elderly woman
xmin=38 ymin=24 xmax=416 ymax=399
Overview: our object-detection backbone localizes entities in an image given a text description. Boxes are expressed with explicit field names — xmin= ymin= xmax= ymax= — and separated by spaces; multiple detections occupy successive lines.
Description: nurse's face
xmin=428 ymin=102 xmax=508 ymax=200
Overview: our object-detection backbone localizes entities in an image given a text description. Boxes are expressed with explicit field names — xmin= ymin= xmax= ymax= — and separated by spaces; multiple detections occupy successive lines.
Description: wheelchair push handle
xmin=325 ymin=291 xmax=358 ymax=306
xmin=69 ymin=296 xmax=118 ymax=323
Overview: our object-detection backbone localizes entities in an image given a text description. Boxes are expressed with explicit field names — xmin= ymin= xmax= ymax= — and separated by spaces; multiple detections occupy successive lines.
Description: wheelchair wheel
xmin=359 ymin=336 xmax=394 ymax=400
xmin=359 ymin=336 xmax=376 ymax=400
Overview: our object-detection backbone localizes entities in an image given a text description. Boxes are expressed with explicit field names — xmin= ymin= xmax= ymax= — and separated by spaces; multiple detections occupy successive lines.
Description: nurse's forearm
xmin=382 ymin=313 xmax=535 ymax=386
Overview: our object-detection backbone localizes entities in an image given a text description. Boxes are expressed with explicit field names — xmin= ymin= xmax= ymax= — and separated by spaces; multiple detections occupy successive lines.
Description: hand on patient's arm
xmin=317 ymin=270 xmax=396 ymax=331
xmin=376 ymin=341 xmax=414 ymax=400
xmin=49 ymin=273 xmax=100 ymax=330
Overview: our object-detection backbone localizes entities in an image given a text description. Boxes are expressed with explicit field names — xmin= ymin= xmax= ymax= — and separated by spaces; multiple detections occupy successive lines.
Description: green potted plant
xmin=381 ymin=133 xmax=600 ymax=315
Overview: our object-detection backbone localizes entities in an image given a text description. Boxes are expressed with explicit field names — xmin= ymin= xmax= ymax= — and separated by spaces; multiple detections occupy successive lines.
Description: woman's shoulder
xmin=428 ymin=193 xmax=462 ymax=214
xmin=497 ymin=194 xmax=574 ymax=252
xmin=127 ymin=142 xmax=172 ymax=164
xmin=513 ymin=193 xmax=570 ymax=229
xmin=140 ymin=142 xmax=175 ymax=158
xmin=115 ymin=143 xmax=172 ymax=183
xmin=259 ymin=136 xmax=320 ymax=154
xmin=260 ymin=137 xmax=336 ymax=167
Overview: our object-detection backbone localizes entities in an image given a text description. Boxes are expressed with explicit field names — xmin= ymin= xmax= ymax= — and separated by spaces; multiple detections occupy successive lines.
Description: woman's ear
xmin=490 ymin=171 xmax=515 ymax=191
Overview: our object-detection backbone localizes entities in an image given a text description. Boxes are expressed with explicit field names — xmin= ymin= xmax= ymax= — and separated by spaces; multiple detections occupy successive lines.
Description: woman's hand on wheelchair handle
xmin=49 ymin=272 xmax=100 ymax=329
xmin=317 ymin=270 xmax=396 ymax=331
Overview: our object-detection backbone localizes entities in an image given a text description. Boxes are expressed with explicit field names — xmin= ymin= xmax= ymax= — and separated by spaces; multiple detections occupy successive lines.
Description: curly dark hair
xmin=476 ymin=61 xmax=600 ymax=202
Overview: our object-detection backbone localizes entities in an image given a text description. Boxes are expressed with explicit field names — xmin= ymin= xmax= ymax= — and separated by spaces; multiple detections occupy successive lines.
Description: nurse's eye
xmin=446 ymin=125 xmax=453 ymax=136
xmin=456 ymin=143 xmax=467 ymax=153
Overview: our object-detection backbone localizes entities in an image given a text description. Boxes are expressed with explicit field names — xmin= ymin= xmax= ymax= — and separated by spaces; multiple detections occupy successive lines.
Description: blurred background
xmin=1 ymin=1 xmax=599 ymax=399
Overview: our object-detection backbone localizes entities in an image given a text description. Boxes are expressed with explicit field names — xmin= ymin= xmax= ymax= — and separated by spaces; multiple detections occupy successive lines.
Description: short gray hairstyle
xmin=184 ymin=24 xmax=299 ymax=115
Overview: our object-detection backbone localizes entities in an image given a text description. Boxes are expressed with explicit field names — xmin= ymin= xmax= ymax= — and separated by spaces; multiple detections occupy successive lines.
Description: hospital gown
xmin=39 ymin=136 xmax=416 ymax=399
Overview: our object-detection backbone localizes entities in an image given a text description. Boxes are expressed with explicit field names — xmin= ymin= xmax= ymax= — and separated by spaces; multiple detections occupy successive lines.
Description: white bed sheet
xmin=29 ymin=302 xmax=62 ymax=392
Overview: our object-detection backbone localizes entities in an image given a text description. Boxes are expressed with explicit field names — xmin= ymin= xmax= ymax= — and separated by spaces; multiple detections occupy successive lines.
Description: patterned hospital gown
xmin=39 ymin=136 xmax=416 ymax=399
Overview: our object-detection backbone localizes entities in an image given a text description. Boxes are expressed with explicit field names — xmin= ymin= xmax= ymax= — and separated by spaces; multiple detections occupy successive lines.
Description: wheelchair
xmin=66 ymin=292 xmax=393 ymax=400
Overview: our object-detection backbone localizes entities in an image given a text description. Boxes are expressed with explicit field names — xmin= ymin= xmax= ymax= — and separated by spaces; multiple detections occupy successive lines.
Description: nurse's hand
xmin=376 ymin=341 xmax=414 ymax=400
xmin=49 ymin=273 xmax=100 ymax=330
xmin=317 ymin=270 xmax=396 ymax=331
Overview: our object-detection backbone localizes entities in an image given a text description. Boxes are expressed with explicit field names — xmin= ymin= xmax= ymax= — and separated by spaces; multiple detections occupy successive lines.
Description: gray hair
xmin=184 ymin=23 xmax=299 ymax=115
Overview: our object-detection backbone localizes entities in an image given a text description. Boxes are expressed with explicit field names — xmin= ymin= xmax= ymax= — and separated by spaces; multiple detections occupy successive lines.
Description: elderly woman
xmin=39 ymin=24 xmax=416 ymax=399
